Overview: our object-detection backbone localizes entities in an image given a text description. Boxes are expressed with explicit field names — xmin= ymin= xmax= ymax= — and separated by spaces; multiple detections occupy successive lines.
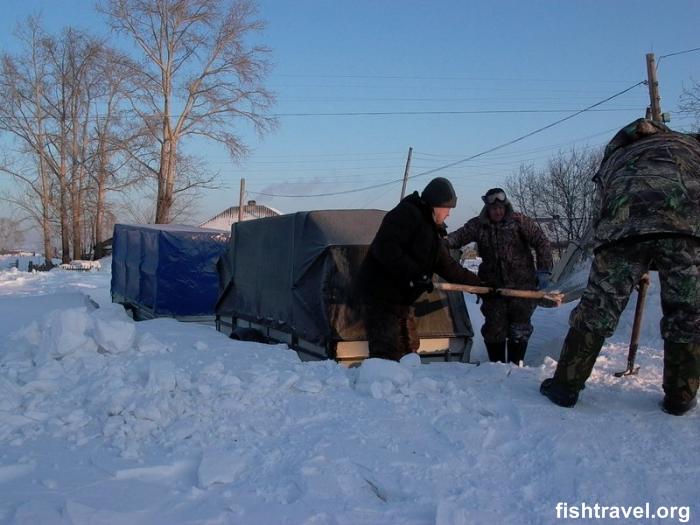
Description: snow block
xmin=111 ymin=224 xmax=229 ymax=320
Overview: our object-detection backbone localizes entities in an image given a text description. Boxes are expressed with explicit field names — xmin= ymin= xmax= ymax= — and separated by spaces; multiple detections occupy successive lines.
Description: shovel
xmin=434 ymin=282 xmax=565 ymax=307
xmin=613 ymin=273 xmax=650 ymax=378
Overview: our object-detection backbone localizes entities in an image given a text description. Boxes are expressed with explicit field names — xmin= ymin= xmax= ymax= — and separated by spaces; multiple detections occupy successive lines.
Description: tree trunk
xmin=35 ymin=103 xmax=54 ymax=266
xmin=59 ymin=137 xmax=71 ymax=264
xmin=94 ymin=186 xmax=106 ymax=259
xmin=155 ymin=136 xmax=177 ymax=224
xmin=39 ymin=155 xmax=53 ymax=267
xmin=94 ymin=144 xmax=107 ymax=259
xmin=71 ymin=184 xmax=82 ymax=259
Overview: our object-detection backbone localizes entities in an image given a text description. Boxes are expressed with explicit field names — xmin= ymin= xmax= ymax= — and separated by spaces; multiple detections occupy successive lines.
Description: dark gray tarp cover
xmin=111 ymin=223 xmax=229 ymax=318
xmin=216 ymin=210 xmax=473 ymax=349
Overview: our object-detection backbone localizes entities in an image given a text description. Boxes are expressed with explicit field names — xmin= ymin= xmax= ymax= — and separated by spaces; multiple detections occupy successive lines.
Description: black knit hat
xmin=421 ymin=177 xmax=457 ymax=208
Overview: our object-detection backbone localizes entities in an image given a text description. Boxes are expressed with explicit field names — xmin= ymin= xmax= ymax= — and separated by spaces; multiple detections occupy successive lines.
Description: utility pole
xmin=645 ymin=53 xmax=662 ymax=123
xmin=238 ymin=178 xmax=246 ymax=223
xmin=399 ymin=147 xmax=413 ymax=201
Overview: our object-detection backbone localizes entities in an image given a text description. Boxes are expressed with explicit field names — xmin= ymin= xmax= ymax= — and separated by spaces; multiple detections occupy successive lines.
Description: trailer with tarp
xmin=215 ymin=209 xmax=474 ymax=363
xmin=111 ymin=223 xmax=229 ymax=322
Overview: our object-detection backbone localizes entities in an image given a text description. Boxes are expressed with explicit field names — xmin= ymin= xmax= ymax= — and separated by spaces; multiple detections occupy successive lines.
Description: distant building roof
xmin=199 ymin=200 xmax=282 ymax=231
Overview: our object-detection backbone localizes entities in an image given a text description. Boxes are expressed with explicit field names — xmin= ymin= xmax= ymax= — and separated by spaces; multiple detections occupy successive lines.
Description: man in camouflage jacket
xmin=447 ymin=188 xmax=553 ymax=364
xmin=541 ymin=118 xmax=700 ymax=415
xmin=355 ymin=177 xmax=481 ymax=361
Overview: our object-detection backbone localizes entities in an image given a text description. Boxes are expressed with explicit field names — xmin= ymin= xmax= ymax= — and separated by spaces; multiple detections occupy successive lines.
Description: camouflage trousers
xmin=362 ymin=303 xmax=419 ymax=361
xmin=570 ymin=236 xmax=700 ymax=343
xmin=480 ymin=296 xmax=536 ymax=344
xmin=664 ymin=341 xmax=700 ymax=403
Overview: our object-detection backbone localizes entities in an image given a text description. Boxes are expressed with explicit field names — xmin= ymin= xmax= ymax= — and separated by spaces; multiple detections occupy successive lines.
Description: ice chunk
xmin=40 ymin=308 xmax=97 ymax=359
xmin=92 ymin=305 xmax=136 ymax=354
xmin=354 ymin=358 xmax=413 ymax=398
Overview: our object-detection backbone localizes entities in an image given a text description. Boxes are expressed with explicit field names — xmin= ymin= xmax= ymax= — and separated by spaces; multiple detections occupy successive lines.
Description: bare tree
xmin=679 ymin=79 xmax=700 ymax=131
xmin=87 ymin=48 xmax=146 ymax=258
xmin=0 ymin=18 xmax=147 ymax=262
xmin=504 ymin=163 xmax=543 ymax=219
xmin=100 ymin=0 xmax=276 ymax=223
xmin=38 ymin=28 xmax=108 ymax=261
xmin=542 ymin=148 xmax=601 ymax=244
xmin=0 ymin=18 xmax=57 ymax=265
xmin=506 ymin=147 xmax=602 ymax=254
xmin=116 ymin=152 xmax=206 ymax=225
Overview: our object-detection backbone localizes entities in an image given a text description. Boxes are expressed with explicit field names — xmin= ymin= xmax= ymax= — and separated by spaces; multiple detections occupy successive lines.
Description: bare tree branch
xmin=506 ymin=146 xmax=602 ymax=255
xmin=99 ymin=0 xmax=276 ymax=223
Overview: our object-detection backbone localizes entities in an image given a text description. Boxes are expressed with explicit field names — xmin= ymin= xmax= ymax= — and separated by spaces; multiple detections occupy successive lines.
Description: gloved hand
xmin=409 ymin=275 xmax=434 ymax=294
xmin=536 ymin=270 xmax=552 ymax=290
xmin=461 ymin=269 xmax=482 ymax=287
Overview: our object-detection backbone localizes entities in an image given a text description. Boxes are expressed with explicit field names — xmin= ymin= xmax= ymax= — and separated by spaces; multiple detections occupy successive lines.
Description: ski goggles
xmin=483 ymin=191 xmax=507 ymax=205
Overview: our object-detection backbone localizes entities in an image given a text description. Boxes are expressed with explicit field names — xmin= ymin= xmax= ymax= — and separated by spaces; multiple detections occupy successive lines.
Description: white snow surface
xmin=0 ymin=256 xmax=696 ymax=524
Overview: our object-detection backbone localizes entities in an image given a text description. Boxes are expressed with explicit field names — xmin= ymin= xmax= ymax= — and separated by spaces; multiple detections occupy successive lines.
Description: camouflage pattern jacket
xmin=591 ymin=119 xmax=700 ymax=248
xmin=447 ymin=203 xmax=553 ymax=289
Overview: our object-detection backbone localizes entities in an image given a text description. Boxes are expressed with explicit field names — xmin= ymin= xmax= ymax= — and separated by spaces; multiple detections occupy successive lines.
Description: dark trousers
xmin=480 ymin=295 xmax=536 ymax=344
xmin=363 ymin=303 xmax=419 ymax=361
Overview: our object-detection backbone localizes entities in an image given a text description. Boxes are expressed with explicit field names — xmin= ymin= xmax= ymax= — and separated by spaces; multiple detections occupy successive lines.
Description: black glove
xmin=461 ymin=269 xmax=482 ymax=287
xmin=409 ymin=275 xmax=434 ymax=294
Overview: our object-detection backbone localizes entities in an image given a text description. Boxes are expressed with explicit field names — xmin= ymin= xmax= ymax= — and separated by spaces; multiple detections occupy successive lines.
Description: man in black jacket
xmin=355 ymin=177 xmax=481 ymax=361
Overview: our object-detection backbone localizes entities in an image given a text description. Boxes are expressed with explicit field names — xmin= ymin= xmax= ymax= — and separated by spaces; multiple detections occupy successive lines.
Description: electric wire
xmin=272 ymin=108 xmax=639 ymax=118
xmin=248 ymin=81 xmax=646 ymax=198
xmin=656 ymin=46 xmax=700 ymax=69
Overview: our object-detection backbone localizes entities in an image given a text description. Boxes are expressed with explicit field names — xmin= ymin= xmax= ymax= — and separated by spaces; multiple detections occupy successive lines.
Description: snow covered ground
xmin=0 ymin=256 xmax=696 ymax=524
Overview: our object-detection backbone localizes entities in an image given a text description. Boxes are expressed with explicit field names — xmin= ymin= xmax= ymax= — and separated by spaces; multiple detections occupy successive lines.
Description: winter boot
xmin=485 ymin=341 xmax=506 ymax=363
xmin=661 ymin=341 xmax=700 ymax=416
xmin=539 ymin=378 xmax=578 ymax=407
xmin=663 ymin=397 xmax=698 ymax=416
xmin=540 ymin=327 xmax=605 ymax=408
xmin=507 ymin=339 xmax=528 ymax=365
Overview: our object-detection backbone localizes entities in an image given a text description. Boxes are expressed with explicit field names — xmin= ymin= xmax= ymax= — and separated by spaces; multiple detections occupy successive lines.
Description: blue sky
xmin=1 ymin=0 xmax=699 ymax=228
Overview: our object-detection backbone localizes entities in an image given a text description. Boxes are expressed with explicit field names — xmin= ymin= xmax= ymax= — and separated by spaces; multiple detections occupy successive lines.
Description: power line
xmin=413 ymin=126 xmax=618 ymax=160
xmin=274 ymin=73 xmax=637 ymax=83
xmin=235 ymin=151 xmax=403 ymax=159
xmin=0 ymin=106 xmax=640 ymax=123
xmin=249 ymin=81 xmax=646 ymax=199
xmin=656 ymin=46 xmax=700 ymax=70
xmin=272 ymin=108 xmax=639 ymax=118
xmin=658 ymin=46 xmax=700 ymax=60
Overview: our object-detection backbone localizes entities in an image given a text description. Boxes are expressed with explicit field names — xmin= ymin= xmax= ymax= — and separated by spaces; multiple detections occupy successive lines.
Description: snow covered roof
xmin=199 ymin=201 xmax=282 ymax=231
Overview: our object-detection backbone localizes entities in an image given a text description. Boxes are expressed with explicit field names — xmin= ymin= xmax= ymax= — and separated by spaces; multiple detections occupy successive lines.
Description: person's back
xmin=541 ymin=119 xmax=700 ymax=415
xmin=592 ymin=124 xmax=700 ymax=247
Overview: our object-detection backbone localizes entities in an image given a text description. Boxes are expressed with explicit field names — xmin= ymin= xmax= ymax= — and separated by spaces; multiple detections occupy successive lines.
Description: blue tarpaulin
xmin=111 ymin=223 xmax=229 ymax=319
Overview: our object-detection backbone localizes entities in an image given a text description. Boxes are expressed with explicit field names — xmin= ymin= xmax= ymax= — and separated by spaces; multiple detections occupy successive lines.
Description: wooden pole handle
xmin=434 ymin=282 xmax=564 ymax=306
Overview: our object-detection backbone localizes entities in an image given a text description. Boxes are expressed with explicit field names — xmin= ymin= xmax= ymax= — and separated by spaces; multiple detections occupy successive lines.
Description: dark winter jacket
xmin=591 ymin=119 xmax=700 ymax=249
xmin=447 ymin=203 xmax=553 ymax=289
xmin=356 ymin=192 xmax=481 ymax=307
